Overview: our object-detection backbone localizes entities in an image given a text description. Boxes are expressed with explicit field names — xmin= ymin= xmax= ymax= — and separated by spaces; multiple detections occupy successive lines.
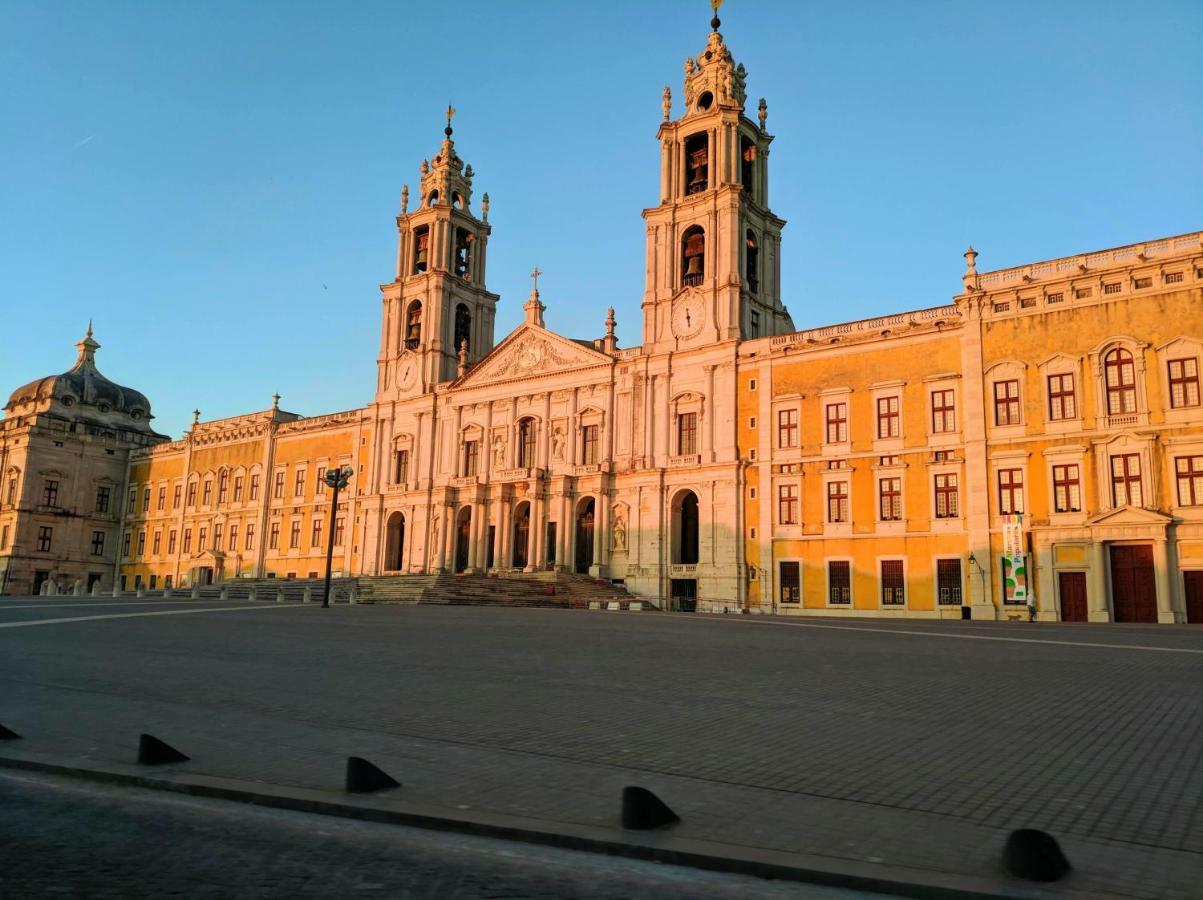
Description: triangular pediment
xmin=455 ymin=324 xmax=611 ymax=388
xmin=1085 ymin=506 xmax=1173 ymax=527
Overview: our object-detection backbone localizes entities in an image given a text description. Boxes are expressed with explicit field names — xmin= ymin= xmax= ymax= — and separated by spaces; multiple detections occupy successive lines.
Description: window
xmin=1103 ymin=282 xmax=1121 ymax=295
xmin=998 ymin=468 xmax=1024 ymax=514
xmin=931 ymin=389 xmax=955 ymax=433
xmin=684 ymin=133 xmax=708 ymax=195
xmin=0 ymin=525 xmax=8 ymax=550
xmin=142 ymin=487 xmax=151 ymax=512
xmin=828 ymin=561 xmax=851 ymax=605
xmin=95 ymin=486 xmax=111 ymax=514
xmin=581 ymin=425 xmax=599 ymax=465
xmin=993 ymin=380 xmax=1021 ymax=426
xmin=37 ymin=526 xmax=52 ymax=552
xmin=218 ymin=471 xmax=229 ymax=504
xmin=136 ymin=530 xmax=146 ymax=557
xmin=777 ymin=409 xmax=798 ymax=449
xmin=412 ymin=228 xmax=429 ymax=275
xmin=876 ymin=396 xmax=900 ymax=439
xmin=393 ymin=449 xmax=409 ymax=484
xmin=749 ymin=416 xmax=757 ymax=429
xmin=122 ymin=530 xmax=132 ymax=557
xmin=6 ymin=476 xmax=17 ymax=505
xmin=334 ymin=518 xmax=345 ymax=547
xmin=152 ymin=531 xmax=161 ymax=555
xmin=202 ymin=479 xmax=212 ymax=506
xmin=1047 ymin=292 xmax=1064 ymax=304
xmin=157 ymin=486 xmax=166 ymax=511
xmin=128 ymin=487 xmax=138 ymax=513
xmin=1176 ymin=456 xmax=1203 ymax=506
xmin=749 ymin=309 xmax=760 ymax=338
xmin=681 ymin=225 xmax=705 ymax=286
xmin=273 ymin=471 xmax=285 ymax=500
xmin=827 ymin=481 xmax=849 ymax=523
xmin=1053 ymin=464 xmax=1081 ymax=513
xmin=269 ymin=522 xmax=280 ymax=550
xmin=779 ymin=561 xmax=800 ymax=603
xmin=245 ymin=524 xmax=256 ymax=551
xmin=1047 ymin=373 xmax=1076 ymax=420
xmin=881 ymin=559 xmax=905 ymax=606
xmin=316 ymin=467 xmax=327 ymax=495
xmin=1168 ymin=358 xmax=1200 ymax=408
xmin=745 ymin=230 xmax=759 ymax=295
xmin=677 ymin=412 xmax=697 ymax=456
xmin=518 ymin=419 xmax=537 ymax=468
xmin=937 ymin=559 xmax=962 ymax=606
xmin=778 ymin=484 xmax=799 ymax=524
xmin=1110 ymin=454 xmax=1143 ymax=507
xmin=934 ymin=473 xmax=959 ymax=518
xmin=463 ymin=440 xmax=479 ymax=476
xmin=182 ymin=528 xmax=192 ymax=554
xmin=233 ymin=476 xmax=244 ymax=502
xmin=289 ymin=520 xmax=301 ymax=549
xmin=212 ymin=523 xmax=222 ymax=550
xmin=187 ymin=481 xmax=197 ymax=506
xmin=932 ymin=450 xmax=953 ymax=462
xmin=42 ymin=479 xmax=59 ymax=507
xmin=311 ymin=519 xmax=323 ymax=549
xmin=454 ymin=302 xmax=472 ymax=348
xmin=249 ymin=474 xmax=260 ymax=501
xmin=1134 ymin=277 xmax=1152 ymax=289
xmin=825 ymin=402 xmax=847 ymax=443
xmin=198 ymin=527 xmax=207 ymax=551
xmin=168 ymin=530 xmax=177 ymax=555
xmin=1104 ymin=348 xmax=1137 ymax=415
xmin=228 ymin=525 xmax=238 ymax=551
xmin=405 ymin=300 xmax=423 ymax=347
xmin=91 ymin=531 xmax=105 ymax=556
xmin=293 ymin=470 xmax=306 ymax=498
xmin=149 ymin=575 xmax=157 ymax=590
xmin=879 ymin=477 xmax=902 ymax=521
xmin=1075 ymin=287 xmax=1093 ymax=299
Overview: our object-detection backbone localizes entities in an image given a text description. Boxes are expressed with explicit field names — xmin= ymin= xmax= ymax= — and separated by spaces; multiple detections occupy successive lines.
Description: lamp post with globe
xmin=321 ymin=465 xmax=354 ymax=608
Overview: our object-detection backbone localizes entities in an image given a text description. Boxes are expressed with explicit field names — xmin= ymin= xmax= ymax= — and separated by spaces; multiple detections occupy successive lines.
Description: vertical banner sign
xmin=1001 ymin=513 xmax=1028 ymax=605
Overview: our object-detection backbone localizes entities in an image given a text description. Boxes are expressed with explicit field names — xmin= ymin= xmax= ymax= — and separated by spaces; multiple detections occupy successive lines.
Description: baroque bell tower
xmin=642 ymin=7 xmax=794 ymax=350
xmin=378 ymin=109 xmax=500 ymax=400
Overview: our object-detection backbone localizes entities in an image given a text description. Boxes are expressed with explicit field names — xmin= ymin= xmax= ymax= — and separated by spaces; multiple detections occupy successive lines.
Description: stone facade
xmin=3 ymin=21 xmax=1201 ymax=621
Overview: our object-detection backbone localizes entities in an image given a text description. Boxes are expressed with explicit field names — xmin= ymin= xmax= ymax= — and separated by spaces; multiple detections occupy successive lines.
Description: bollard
xmin=190 ymin=584 xmax=199 ymax=600
xmin=136 ymin=586 xmax=145 ymax=598
xmin=91 ymin=582 xmax=101 ymax=597
xmin=163 ymin=587 xmax=172 ymax=599
xmin=348 ymin=585 xmax=357 ymax=605
xmin=39 ymin=581 xmax=50 ymax=596
xmin=73 ymin=579 xmax=84 ymax=597
xmin=248 ymin=586 xmax=257 ymax=602
xmin=276 ymin=588 xmax=285 ymax=603
xmin=303 ymin=585 xmax=312 ymax=604
xmin=112 ymin=584 xmax=121 ymax=598
xmin=219 ymin=585 xmax=229 ymax=601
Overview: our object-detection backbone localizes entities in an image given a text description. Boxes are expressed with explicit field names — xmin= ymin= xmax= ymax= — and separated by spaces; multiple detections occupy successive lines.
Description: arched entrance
xmin=454 ymin=507 xmax=471 ymax=573
xmin=673 ymin=490 xmax=699 ymax=565
xmin=575 ymin=497 xmax=595 ymax=574
xmin=384 ymin=512 xmax=405 ymax=571
xmin=512 ymin=501 xmax=531 ymax=569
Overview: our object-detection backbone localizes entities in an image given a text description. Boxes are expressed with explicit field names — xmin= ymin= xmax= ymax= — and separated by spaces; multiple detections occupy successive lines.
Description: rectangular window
xmin=1176 ymin=456 xmax=1203 ymax=506
xmin=245 ymin=524 xmax=256 ymax=551
xmin=778 ymin=483 xmax=799 ymax=525
xmin=198 ymin=527 xmax=207 ymax=551
xmin=187 ymin=481 xmax=198 ymax=507
xmin=463 ymin=441 xmax=479 ymax=476
xmin=233 ymin=476 xmax=244 ymax=502
xmin=826 ymin=480 xmax=849 ymax=523
xmin=931 ymin=389 xmax=955 ymax=433
xmin=218 ymin=471 xmax=229 ymax=504
xmin=934 ymin=473 xmax=959 ymax=518
xmin=311 ymin=519 xmax=323 ymax=548
xmin=998 ymin=468 xmax=1024 ymax=514
xmin=41 ymin=479 xmax=59 ymax=507
xmin=142 ymin=487 xmax=151 ymax=512
xmin=1168 ymin=358 xmax=1200 ymax=408
xmin=779 ymin=561 xmax=800 ymax=603
xmin=334 ymin=517 xmax=345 ymax=547
xmin=316 ymin=467 xmax=327 ymax=496
xmin=128 ymin=487 xmax=137 ymax=513
xmin=149 ymin=575 xmax=157 ymax=590
xmin=993 ymin=380 xmax=1021 ymax=426
xmin=1165 ymin=271 xmax=1184 ymax=284
xmin=202 ymin=480 xmax=212 ymax=506
xmin=5 ymin=477 xmax=16 ymax=506
xmin=1133 ymin=276 xmax=1152 ymax=289
xmin=828 ymin=560 xmax=851 ymax=605
xmin=95 ymin=486 xmax=111 ymax=514
xmin=249 ymin=474 xmax=260 ymax=501
xmin=937 ymin=559 xmax=963 ymax=606
xmin=581 ymin=425 xmax=599 ymax=465
xmin=1103 ymin=282 xmax=1121 ymax=295
xmin=136 ymin=530 xmax=146 ymax=557
xmin=1052 ymin=464 xmax=1081 ymax=513
xmin=1047 ymin=292 xmax=1064 ymax=304
xmin=777 ymin=408 xmax=798 ymax=449
xmin=37 ymin=526 xmax=52 ymax=552
xmin=876 ymin=396 xmax=900 ymax=439
xmin=157 ymin=486 xmax=167 ymax=511
xmin=273 ymin=471 xmax=285 ymax=499
xmin=172 ymin=484 xmax=181 ymax=509
xmin=1075 ymin=287 xmax=1093 ymax=299
xmin=269 ymin=522 xmax=280 ymax=550
xmin=518 ymin=420 xmax=537 ymax=467
xmin=289 ymin=520 xmax=301 ymax=549
xmin=825 ymin=402 xmax=848 ymax=444
xmin=881 ymin=559 xmax=905 ymax=606
xmin=168 ymin=530 xmax=177 ymax=555
xmin=879 ymin=477 xmax=902 ymax=521
xmin=0 ymin=525 xmax=8 ymax=550
xmin=1047 ymin=373 xmax=1076 ymax=420
xmin=228 ymin=525 xmax=238 ymax=551
xmin=212 ymin=524 xmax=222 ymax=551
xmin=293 ymin=470 xmax=306 ymax=498
xmin=677 ymin=412 xmax=697 ymax=456
xmin=91 ymin=530 xmax=105 ymax=556
xmin=152 ymin=531 xmax=161 ymax=555
xmin=122 ymin=530 xmax=132 ymax=557
xmin=749 ymin=309 xmax=760 ymax=338
xmin=1110 ymin=454 xmax=1143 ymax=507
xmin=182 ymin=528 xmax=192 ymax=554
xmin=394 ymin=450 xmax=409 ymax=484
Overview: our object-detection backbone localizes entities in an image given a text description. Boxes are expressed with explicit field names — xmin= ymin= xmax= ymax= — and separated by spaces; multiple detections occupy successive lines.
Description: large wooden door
xmin=1058 ymin=571 xmax=1088 ymax=622
xmin=1109 ymin=545 xmax=1157 ymax=623
xmin=1185 ymin=571 xmax=1203 ymax=624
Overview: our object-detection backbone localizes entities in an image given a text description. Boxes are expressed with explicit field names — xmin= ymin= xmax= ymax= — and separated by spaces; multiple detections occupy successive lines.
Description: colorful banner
xmin=1001 ymin=513 xmax=1029 ymax=605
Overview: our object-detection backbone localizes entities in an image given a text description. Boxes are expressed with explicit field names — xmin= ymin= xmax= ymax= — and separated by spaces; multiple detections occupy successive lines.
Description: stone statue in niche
xmin=612 ymin=511 xmax=627 ymax=551
xmin=492 ymin=433 xmax=506 ymax=468
xmin=552 ymin=425 xmax=565 ymax=460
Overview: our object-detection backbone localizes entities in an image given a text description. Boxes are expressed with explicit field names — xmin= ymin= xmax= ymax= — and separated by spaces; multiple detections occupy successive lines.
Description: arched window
xmin=451 ymin=191 xmax=463 ymax=209
xmin=454 ymin=303 xmax=471 ymax=354
xmin=405 ymin=301 xmax=422 ymax=349
xmin=1105 ymin=348 xmax=1137 ymax=415
xmin=684 ymin=133 xmax=708 ymax=195
xmin=740 ymin=136 xmax=756 ymax=199
xmin=517 ymin=418 xmax=537 ymax=468
xmin=745 ymin=229 xmax=759 ymax=295
xmin=682 ymin=226 xmax=705 ymax=288
xmin=426 ymin=189 xmax=439 ymax=207
xmin=454 ymin=228 xmax=473 ymax=280
xmin=673 ymin=490 xmax=700 ymax=565
xmin=412 ymin=225 xmax=430 ymax=274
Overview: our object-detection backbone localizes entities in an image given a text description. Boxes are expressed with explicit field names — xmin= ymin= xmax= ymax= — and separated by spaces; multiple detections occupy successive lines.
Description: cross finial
xmin=530 ymin=266 xmax=543 ymax=294
xmin=272 ymin=392 xmax=281 ymax=410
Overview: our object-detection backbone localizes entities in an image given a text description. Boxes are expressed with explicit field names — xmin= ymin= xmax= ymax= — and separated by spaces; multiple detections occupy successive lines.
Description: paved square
xmin=1 ymin=598 xmax=1200 ymax=897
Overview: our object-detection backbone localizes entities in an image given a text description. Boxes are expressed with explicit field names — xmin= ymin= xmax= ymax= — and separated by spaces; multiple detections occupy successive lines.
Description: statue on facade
xmin=552 ymin=425 xmax=565 ymax=460
xmin=612 ymin=511 xmax=627 ymax=551
xmin=492 ymin=433 xmax=506 ymax=468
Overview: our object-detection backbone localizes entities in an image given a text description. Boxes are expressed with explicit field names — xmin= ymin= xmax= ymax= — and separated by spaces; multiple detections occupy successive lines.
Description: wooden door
xmin=1185 ymin=571 xmax=1203 ymax=624
xmin=1058 ymin=571 xmax=1088 ymax=622
xmin=1109 ymin=545 xmax=1157 ymax=623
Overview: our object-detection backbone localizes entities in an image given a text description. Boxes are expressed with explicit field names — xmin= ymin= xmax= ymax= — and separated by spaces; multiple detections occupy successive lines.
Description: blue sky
xmin=2 ymin=0 xmax=1200 ymax=437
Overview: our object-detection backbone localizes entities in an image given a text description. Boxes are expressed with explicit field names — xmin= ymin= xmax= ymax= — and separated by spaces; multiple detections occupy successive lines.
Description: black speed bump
xmin=137 ymin=733 xmax=190 ymax=765
xmin=621 ymin=786 xmax=679 ymax=830
xmin=1003 ymin=828 xmax=1072 ymax=882
xmin=0 ymin=722 xmax=21 ymax=741
xmin=345 ymin=756 xmax=401 ymax=793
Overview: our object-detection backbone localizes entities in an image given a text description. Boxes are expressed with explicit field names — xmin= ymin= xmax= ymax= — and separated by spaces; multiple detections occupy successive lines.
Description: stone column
xmin=466 ymin=504 xmax=479 ymax=571
xmin=1153 ymin=537 xmax=1177 ymax=623
xmin=567 ymin=389 xmax=579 ymax=467
xmin=704 ymin=365 xmax=716 ymax=463
xmin=497 ymin=499 xmax=511 ymax=569
xmin=530 ymin=492 xmax=544 ymax=571
xmin=1034 ymin=538 xmax=1058 ymax=622
xmin=434 ymin=505 xmax=448 ymax=573
xmin=559 ymin=491 xmax=571 ymax=572
xmin=598 ymin=494 xmax=610 ymax=572
xmin=1087 ymin=539 xmax=1110 ymax=622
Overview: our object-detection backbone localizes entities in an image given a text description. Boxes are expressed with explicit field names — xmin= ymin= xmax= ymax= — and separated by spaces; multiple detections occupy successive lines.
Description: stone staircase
xmin=356 ymin=571 xmax=649 ymax=610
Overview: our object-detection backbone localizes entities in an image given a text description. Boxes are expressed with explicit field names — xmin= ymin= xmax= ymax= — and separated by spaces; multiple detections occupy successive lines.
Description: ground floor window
xmin=779 ymin=562 xmax=800 ymax=603
xmin=937 ymin=558 xmax=962 ymax=605
xmin=828 ymin=560 xmax=851 ymax=605
xmin=881 ymin=559 xmax=905 ymax=606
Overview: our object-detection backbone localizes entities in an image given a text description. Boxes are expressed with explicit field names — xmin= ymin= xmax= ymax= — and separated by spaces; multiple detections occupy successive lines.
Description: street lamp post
xmin=321 ymin=465 xmax=354 ymax=609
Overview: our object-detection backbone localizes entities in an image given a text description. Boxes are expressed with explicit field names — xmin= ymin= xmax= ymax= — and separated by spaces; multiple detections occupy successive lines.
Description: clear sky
xmin=2 ymin=0 xmax=1200 ymax=438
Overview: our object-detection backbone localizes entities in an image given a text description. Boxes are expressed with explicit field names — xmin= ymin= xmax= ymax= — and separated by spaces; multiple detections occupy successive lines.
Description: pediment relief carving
xmin=457 ymin=326 xmax=610 ymax=388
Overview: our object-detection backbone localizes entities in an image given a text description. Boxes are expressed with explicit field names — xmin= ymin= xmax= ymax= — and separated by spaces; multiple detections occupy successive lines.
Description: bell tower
xmin=378 ymin=109 xmax=500 ymax=400
xmin=642 ymin=8 xmax=794 ymax=350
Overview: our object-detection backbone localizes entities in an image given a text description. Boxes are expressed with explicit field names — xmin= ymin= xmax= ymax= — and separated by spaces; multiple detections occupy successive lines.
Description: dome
xmin=4 ymin=324 xmax=155 ymax=426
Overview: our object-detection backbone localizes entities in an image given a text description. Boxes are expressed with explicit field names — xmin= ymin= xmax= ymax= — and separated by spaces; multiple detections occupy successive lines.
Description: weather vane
xmin=445 ymin=104 xmax=456 ymax=137
xmin=711 ymin=0 xmax=723 ymax=31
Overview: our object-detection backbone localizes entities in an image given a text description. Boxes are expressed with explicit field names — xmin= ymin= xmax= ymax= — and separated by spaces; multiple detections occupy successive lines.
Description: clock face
xmin=671 ymin=299 xmax=704 ymax=340
xmin=398 ymin=355 xmax=417 ymax=389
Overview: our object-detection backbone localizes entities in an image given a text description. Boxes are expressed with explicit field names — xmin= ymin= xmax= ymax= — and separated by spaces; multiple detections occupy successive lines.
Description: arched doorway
xmin=454 ymin=507 xmax=471 ymax=573
xmin=384 ymin=512 xmax=405 ymax=571
xmin=673 ymin=490 xmax=699 ymax=565
xmin=575 ymin=497 xmax=595 ymax=574
xmin=512 ymin=501 xmax=531 ymax=569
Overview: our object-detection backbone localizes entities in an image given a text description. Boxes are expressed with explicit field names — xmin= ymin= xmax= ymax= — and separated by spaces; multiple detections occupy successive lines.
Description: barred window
xmin=828 ymin=560 xmax=851 ymax=605
xmin=937 ymin=558 xmax=962 ymax=606
xmin=880 ymin=560 xmax=905 ymax=606
xmin=779 ymin=562 xmax=800 ymax=604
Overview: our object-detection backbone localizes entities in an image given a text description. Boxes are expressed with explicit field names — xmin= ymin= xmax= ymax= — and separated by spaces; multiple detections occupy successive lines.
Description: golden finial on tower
xmin=444 ymin=104 xmax=456 ymax=137
xmin=710 ymin=0 xmax=724 ymax=31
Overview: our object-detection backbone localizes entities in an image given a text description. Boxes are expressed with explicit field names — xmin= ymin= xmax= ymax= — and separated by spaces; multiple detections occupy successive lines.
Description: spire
xmin=523 ymin=266 xmax=546 ymax=327
xmin=603 ymin=306 xmax=618 ymax=353
xmin=73 ymin=322 xmax=100 ymax=371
